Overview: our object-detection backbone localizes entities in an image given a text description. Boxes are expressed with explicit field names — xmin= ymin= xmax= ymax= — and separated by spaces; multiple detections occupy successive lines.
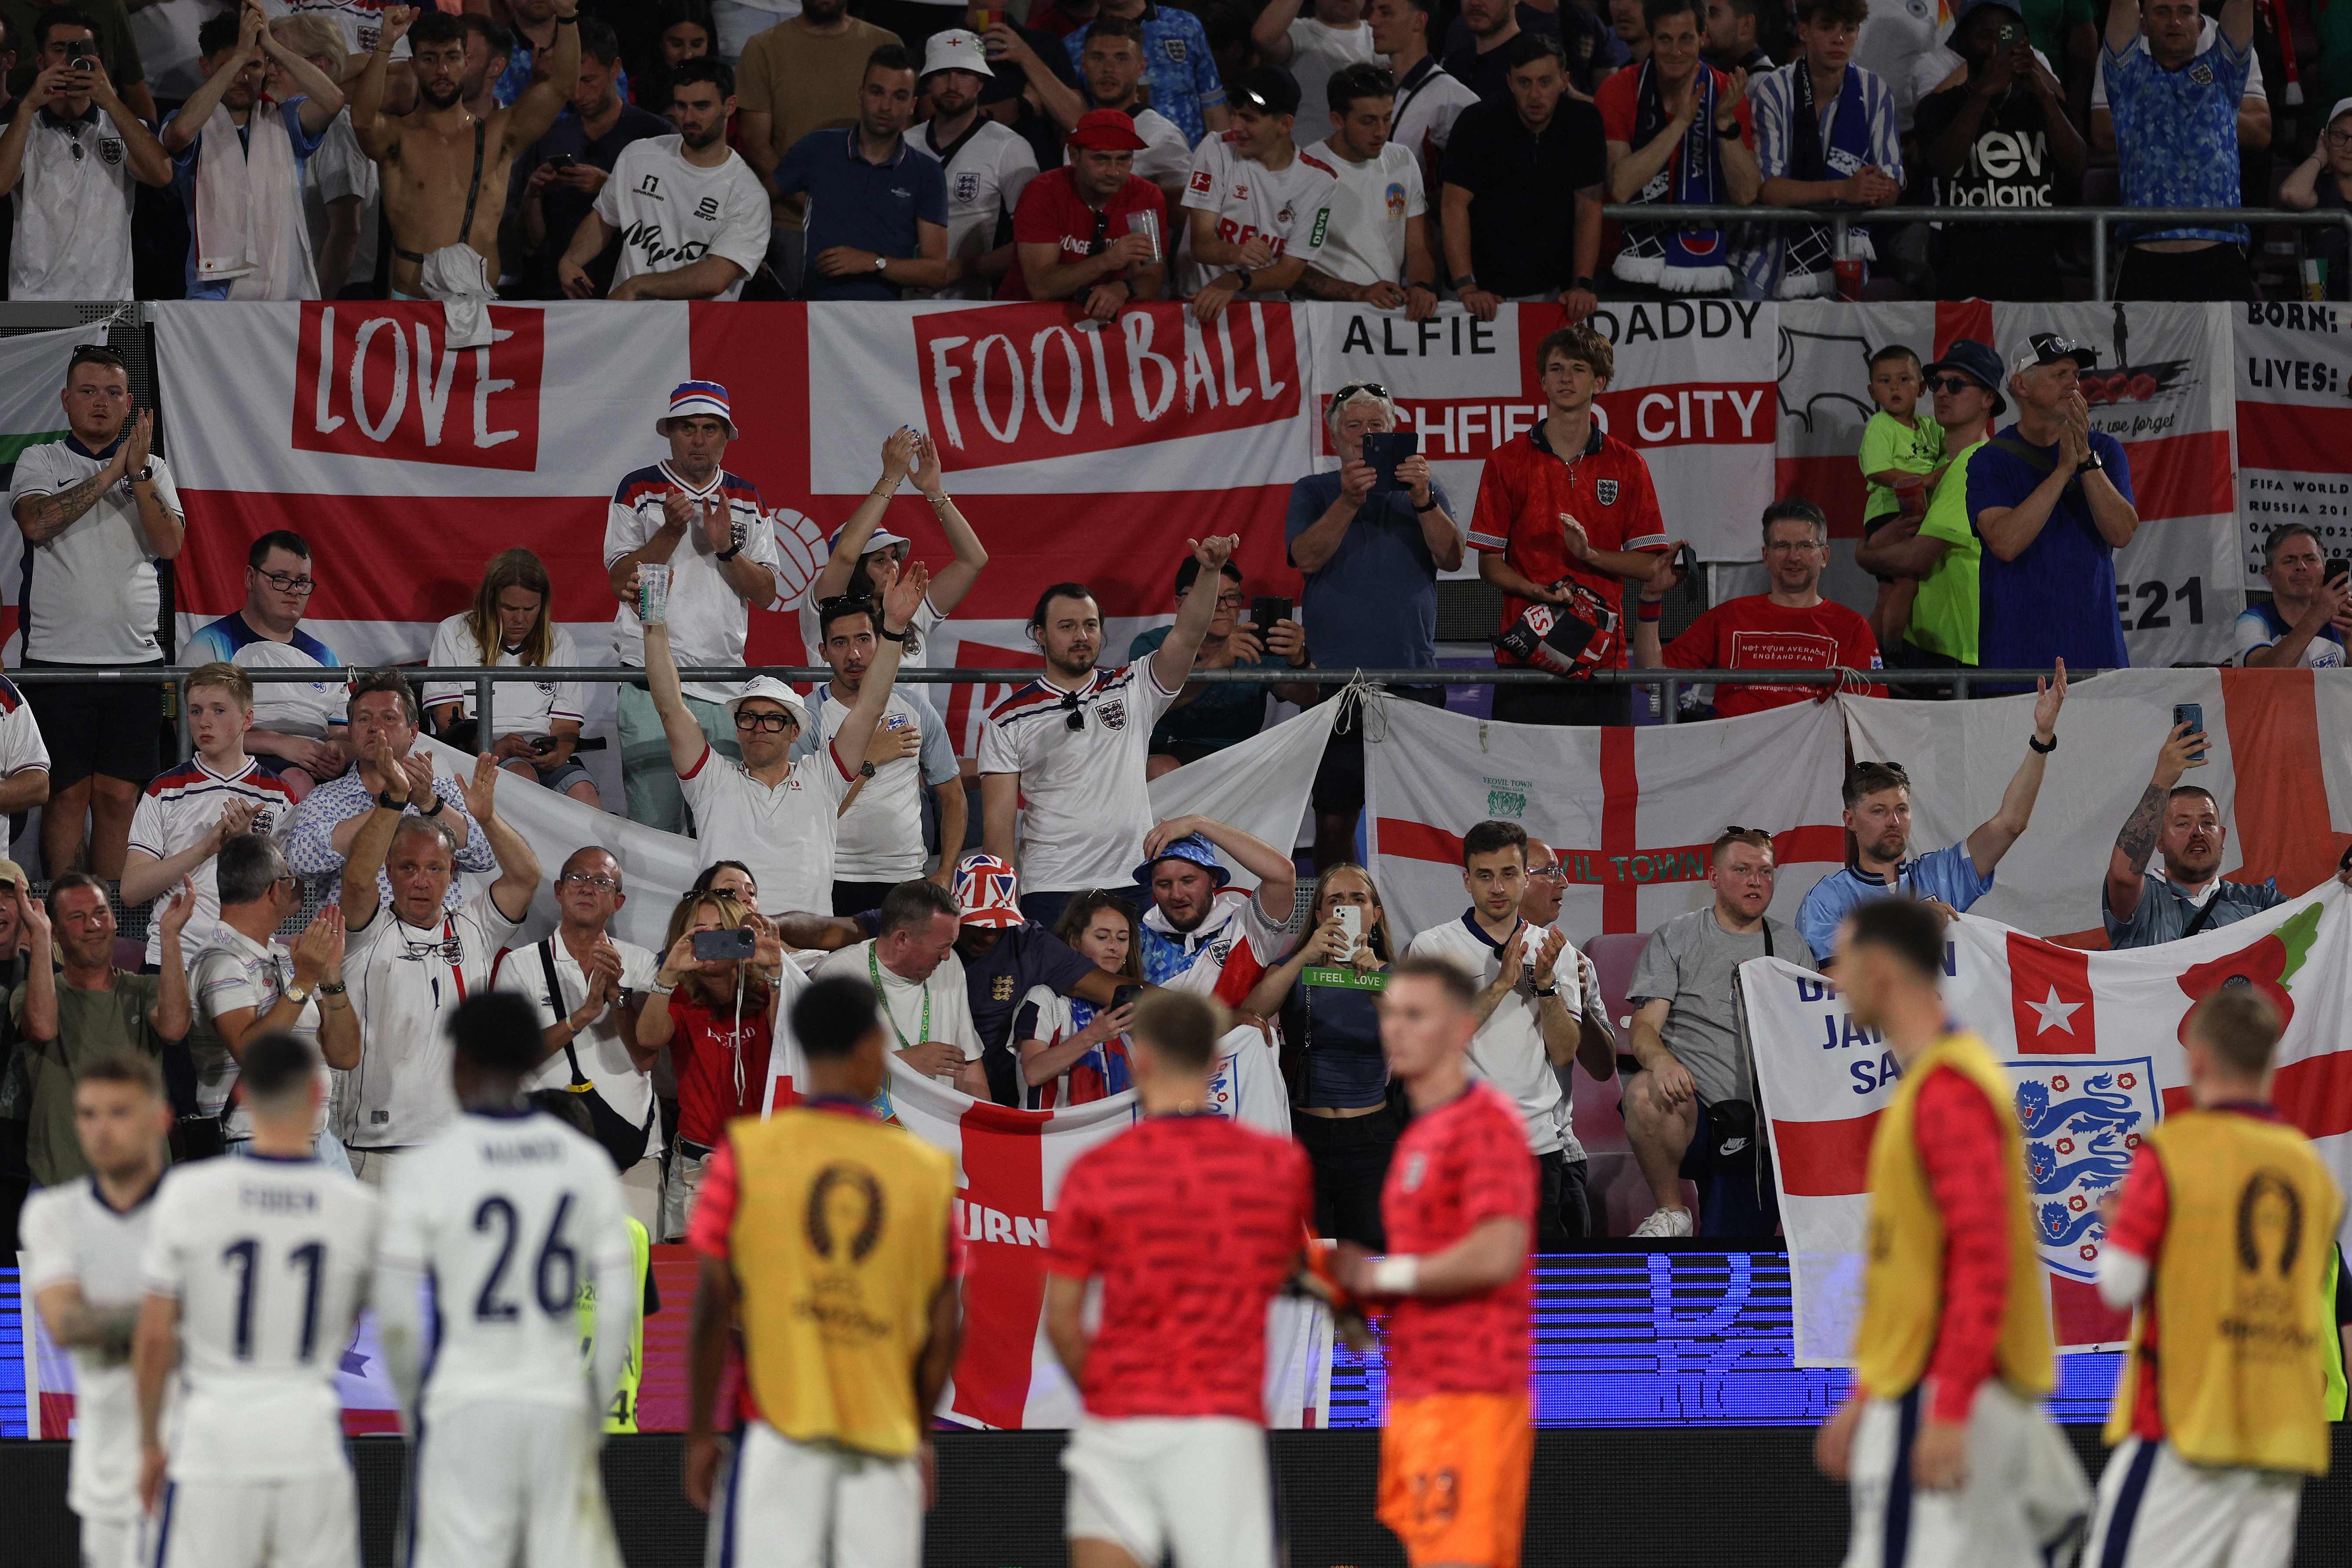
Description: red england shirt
xmin=1000 ymin=168 xmax=1169 ymax=300
xmin=1047 ymin=1113 xmax=1313 ymax=1421
xmin=666 ymin=988 xmax=775 ymax=1148
xmin=1660 ymin=594 xmax=1885 ymax=716
xmin=1379 ymin=1081 xmax=1535 ymax=1399
xmin=1467 ymin=418 xmax=1667 ymax=667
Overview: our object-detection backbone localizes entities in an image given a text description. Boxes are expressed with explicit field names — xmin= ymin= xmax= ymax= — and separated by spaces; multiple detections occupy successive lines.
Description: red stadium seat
xmin=1558 ymin=931 xmax=1692 ymax=1236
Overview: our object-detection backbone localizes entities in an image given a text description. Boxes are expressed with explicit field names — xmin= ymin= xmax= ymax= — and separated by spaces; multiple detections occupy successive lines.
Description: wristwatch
xmin=417 ymin=794 xmax=447 ymax=817
xmin=1572 ymin=275 xmax=1595 ymax=293
xmin=1450 ymin=272 xmax=1478 ymax=292
xmin=2079 ymin=450 xmax=2105 ymax=474
xmin=129 ymin=464 xmax=153 ymax=483
xmin=872 ymin=255 xmax=889 ymax=275
xmin=375 ymin=788 xmax=404 ymax=810
xmin=1231 ymin=268 xmax=1254 ymax=292
xmin=714 ymin=543 xmax=743 ymax=562
xmin=1714 ymin=117 xmax=1742 ymax=139
xmin=858 ymin=760 xmax=878 ymax=779
xmin=284 ymin=982 xmax=313 ymax=1007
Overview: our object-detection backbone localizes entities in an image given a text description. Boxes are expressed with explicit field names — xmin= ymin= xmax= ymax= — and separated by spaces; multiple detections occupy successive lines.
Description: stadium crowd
xmin=0 ymin=0 xmax=2339 ymax=305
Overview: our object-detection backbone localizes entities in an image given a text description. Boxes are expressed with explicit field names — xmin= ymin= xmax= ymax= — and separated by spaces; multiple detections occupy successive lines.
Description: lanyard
xmin=868 ymin=945 xmax=930 ymax=1048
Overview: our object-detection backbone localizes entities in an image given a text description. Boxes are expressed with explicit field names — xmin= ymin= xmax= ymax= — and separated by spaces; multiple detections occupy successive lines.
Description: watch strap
xmin=714 ymin=543 xmax=743 ymax=562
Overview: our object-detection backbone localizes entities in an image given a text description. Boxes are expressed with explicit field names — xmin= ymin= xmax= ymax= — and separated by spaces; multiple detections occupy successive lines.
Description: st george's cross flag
xmin=1743 ymin=887 xmax=2352 ymax=1366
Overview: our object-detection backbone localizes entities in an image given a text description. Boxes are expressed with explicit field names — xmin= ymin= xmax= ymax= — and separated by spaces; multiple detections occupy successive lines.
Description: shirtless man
xmin=349 ymin=4 xmax=578 ymax=300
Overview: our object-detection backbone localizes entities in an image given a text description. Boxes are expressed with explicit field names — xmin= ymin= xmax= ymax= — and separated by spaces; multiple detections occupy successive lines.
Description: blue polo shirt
xmin=1064 ymin=3 xmax=1223 ymax=145
xmin=161 ymin=100 xmax=326 ymax=300
xmin=1284 ymin=471 xmax=1453 ymax=672
xmin=1965 ymin=426 xmax=2133 ymax=676
xmin=1794 ymin=843 xmax=1994 ymax=962
xmin=772 ymin=127 xmax=949 ymax=301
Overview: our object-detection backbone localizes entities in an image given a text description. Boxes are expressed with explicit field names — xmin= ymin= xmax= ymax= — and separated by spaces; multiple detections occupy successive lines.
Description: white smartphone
xmin=1333 ymin=904 xmax=1362 ymax=959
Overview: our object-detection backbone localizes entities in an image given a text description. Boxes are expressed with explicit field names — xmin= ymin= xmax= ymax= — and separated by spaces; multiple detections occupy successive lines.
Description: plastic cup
xmin=1832 ymin=256 xmax=1864 ymax=303
xmin=1126 ymin=209 xmax=1163 ymax=264
xmin=638 ymin=562 xmax=672 ymax=625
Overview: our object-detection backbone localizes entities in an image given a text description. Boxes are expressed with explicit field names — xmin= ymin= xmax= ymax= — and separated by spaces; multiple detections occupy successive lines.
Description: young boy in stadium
xmin=1043 ymin=989 xmax=1314 ymax=1568
xmin=1856 ymin=344 xmax=1946 ymax=652
xmin=1814 ymin=897 xmax=2088 ymax=1567
xmin=1337 ymin=954 xmax=1538 ymax=1568
xmin=2085 ymin=988 xmax=2344 ymax=1567
xmin=684 ymin=975 xmax=963 ymax=1568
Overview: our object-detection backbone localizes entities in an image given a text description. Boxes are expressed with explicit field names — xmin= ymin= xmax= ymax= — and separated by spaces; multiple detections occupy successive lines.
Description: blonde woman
xmin=424 ymin=548 xmax=598 ymax=806
xmin=638 ymin=889 xmax=774 ymax=1240
xmin=1240 ymin=861 xmax=1398 ymax=1247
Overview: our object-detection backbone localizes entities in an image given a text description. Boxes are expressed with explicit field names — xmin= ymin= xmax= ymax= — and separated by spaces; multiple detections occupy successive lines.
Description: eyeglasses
xmin=1925 ymin=376 xmax=1978 ymax=394
xmin=1060 ymin=692 xmax=1086 ymax=733
xmin=1214 ymin=591 xmax=1247 ymax=609
xmin=256 ymin=568 xmax=317 ymax=594
xmin=1526 ymin=864 xmax=1566 ymax=882
xmin=2328 ymin=127 xmax=2352 ymax=147
xmin=559 ymin=872 xmax=620 ymax=892
xmin=733 ymin=710 xmax=797 ymax=733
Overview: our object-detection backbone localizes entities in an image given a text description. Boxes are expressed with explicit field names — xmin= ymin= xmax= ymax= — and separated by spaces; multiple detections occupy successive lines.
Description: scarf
xmin=1780 ymin=62 xmax=1875 ymax=298
xmin=193 ymin=100 xmax=317 ymax=301
xmin=1612 ymin=59 xmax=1733 ymax=295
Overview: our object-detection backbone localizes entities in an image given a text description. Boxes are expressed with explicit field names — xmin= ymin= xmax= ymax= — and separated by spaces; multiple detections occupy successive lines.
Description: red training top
xmin=1467 ymin=419 xmax=1667 ymax=668
xmin=1594 ymin=65 xmax=1757 ymax=148
xmin=2102 ymin=1102 xmax=2291 ymax=1444
xmin=1378 ymin=1081 xmax=1535 ymax=1400
xmin=1912 ymin=1065 xmax=2015 ymax=1424
xmin=1660 ymin=594 xmax=1885 ymax=716
xmin=666 ymin=988 xmax=775 ymax=1149
xmin=1046 ymin=1113 xmax=1313 ymax=1422
xmin=1000 ymin=168 xmax=1169 ymax=301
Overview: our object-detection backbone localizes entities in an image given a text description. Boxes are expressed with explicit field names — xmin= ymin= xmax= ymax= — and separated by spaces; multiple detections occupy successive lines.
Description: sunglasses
xmin=1330 ymin=381 xmax=1389 ymax=408
xmin=1061 ymin=692 xmax=1086 ymax=733
xmin=1925 ymin=376 xmax=1980 ymax=394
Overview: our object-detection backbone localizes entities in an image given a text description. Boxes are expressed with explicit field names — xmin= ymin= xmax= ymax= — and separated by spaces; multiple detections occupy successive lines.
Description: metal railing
xmin=1598 ymin=202 xmax=2352 ymax=302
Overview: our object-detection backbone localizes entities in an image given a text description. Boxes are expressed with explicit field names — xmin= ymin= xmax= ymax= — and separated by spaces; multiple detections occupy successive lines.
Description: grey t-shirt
xmin=1623 ymin=909 xmax=1815 ymax=1106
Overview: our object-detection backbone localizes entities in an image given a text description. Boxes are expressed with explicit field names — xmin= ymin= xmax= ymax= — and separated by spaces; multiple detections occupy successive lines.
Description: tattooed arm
xmin=2105 ymin=722 xmax=2207 ymax=922
xmin=15 ymin=452 xmax=126 ymax=545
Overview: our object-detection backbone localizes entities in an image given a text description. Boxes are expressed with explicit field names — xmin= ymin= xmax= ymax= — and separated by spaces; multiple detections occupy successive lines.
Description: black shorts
xmin=20 ymin=660 xmax=161 ymax=788
xmin=1313 ymin=686 xmax=1444 ymax=816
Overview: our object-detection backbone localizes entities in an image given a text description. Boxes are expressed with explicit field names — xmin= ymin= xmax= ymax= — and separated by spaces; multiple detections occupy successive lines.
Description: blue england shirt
xmin=1064 ymin=3 xmax=1223 ymax=145
xmin=2102 ymin=30 xmax=2252 ymax=244
xmin=1794 ymin=842 xmax=1994 ymax=962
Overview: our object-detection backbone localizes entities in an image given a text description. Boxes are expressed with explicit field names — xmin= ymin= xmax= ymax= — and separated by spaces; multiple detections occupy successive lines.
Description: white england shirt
xmin=1404 ymin=912 xmax=1589 ymax=1160
xmin=1302 ymin=136 xmax=1424 ymax=287
xmin=1389 ymin=59 xmax=1480 ymax=191
xmin=5 ymin=440 xmax=179 ymax=664
xmin=1176 ymin=132 xmax=1338 ymax=295
xmin=263 ymin=0 xmax=412 ymax=58
xmin=678 ymin=740 xmax=857 ymax=917
xmin=189 ymin=924 xmax=335 ymax=1141
xmin=182 ymin=612 xmax=349 ymax=738
xmin=8 ymin=106 xmax=140 ymax=300
xmin=604 ymin=460 xmax=822 ymax=704
xmin=494 ymin=933 xmax=664 ymax=1150
xmin=977 ymin=660 xmax=1182 ymax=895
xmin=814 ymin=940 xmax=982 ymax=1081
xmin=799 ymin=682 xmax=959 ymax=881
xmin=795 ymin=591 xmax=945 ymax=677
xmin=126 ymin=756 xmax=299 ymax=969
xmin=1139 ymin=886 xmax=1290 ymax=1005
xmin=376 ymin=1108 xmax=634 ymax=1420
xmin=593 ymin=135 xmax=772 ymax=302
xmin=0 ymin=676 xmax=52 ymax=784
xmin=20 ymin=1176 xmax=163 ymax=1521
xmin=139 ymin=1155 xmax=379 ymax=1482
xmin=910 ymin=117 xmax=1039 ymax=299
xmin=304 ymin=109 xmax=380 ymax=291
xmin=344 ymin=886 xmax=525 ymax=1149
xmin=419 ymin=614 xmax=588 ymax=738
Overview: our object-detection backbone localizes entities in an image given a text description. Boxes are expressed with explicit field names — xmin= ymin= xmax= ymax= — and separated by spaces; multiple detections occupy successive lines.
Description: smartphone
xmin=1360 ymin=429 xmax=1418 ymax=489
xmin=1111 ymin=984 xmax=1144 ymax=1010
xmin=1994 ymin=20 xmax=2024 ymax=41
xmin=2173 ymin=703 xmax=2207 ymax=762
xmin=545 ymin=152 xmax=578 ymax=169
xmin=1250 ymin=595 xmax=1291 ymax=642
xmin=692 ymin=928 xmax=756 ymax=962
xmin=1334 ymin=904 xmax=1363 ymax=958
xmin=67 ymin=52 xmax=97 ymax=72
xmin=2328 ymin=556 xmax=2349 ymax=586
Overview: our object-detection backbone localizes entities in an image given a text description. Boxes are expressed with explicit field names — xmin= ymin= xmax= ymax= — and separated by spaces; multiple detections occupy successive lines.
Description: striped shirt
xmin=183 ymin=612 xmax=348 ymax=740
xmin=126 ymin=755 xmax=298 ymax=969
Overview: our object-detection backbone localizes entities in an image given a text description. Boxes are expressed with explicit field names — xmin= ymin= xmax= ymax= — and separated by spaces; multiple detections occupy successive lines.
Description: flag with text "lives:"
xmin=1363 ymin=693 xmax=1848 ymax=944
xmin=2233 ymin=303 xmax=2352 ymax=588
xmin=1838 ymin=669 xmax=2352 ymax=945
xmin=1743 ymin=887 xmax=2352 ymax=1366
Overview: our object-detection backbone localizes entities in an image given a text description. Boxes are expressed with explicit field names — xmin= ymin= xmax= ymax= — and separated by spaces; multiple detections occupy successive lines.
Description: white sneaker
xmin=1630 ymin=1207 xmax=1694 ymax=1238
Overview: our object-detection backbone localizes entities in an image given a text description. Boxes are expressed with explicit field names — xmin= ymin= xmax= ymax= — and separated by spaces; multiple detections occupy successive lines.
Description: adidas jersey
xmin=377 ymin=1108 xmax=634 ymax=1421
xmin=126 ymin=756 xmax=298 ymax=969
xmin=1176 ymin=133 xmax=1336 ymax=296
xmin=20 ymin=1175 xmax=164 ymax=1521
xmin=183 ymin=612 xmax=349 ymax=739
xmin=140 ymin=1155 xmax=379 ymax=1482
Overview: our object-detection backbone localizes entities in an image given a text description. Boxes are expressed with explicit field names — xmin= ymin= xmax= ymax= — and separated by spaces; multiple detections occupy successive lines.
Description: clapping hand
xmin=462 ymin=751 xmax=500 ymax=824
xmin=912 ymin=429 xmax=947 ymax=498
xmin=399 ymin=753 xmax=436 ymax=806
xmin=119 ymin=410 xmax=154 ymax=483
xmin=880 ymin=425 xmax=919 ymax=485
xmin=211 ymin=796 xmax=262 ymax=852
xmin=1529 ymin=926 xmax=1566 ymax=988
xmin=881 ymin=559 xmax=931 ymax=635
xmin=158 ymin=877 xmax=198 ymax=944
xmin=696 ymin=496 xmax=735 ymax=555
xmin=291 ymin=905 xmax=346 ymax=990
xmin=370 ymin=736 xmax=410 ymax=803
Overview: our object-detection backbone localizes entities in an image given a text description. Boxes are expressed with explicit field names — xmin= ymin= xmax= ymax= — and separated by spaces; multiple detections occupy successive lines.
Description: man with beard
xmin=736 ymin=0 xmax=898 ymax=296
xmin=560 ymin=56 xmax=767 ymax=299
xmin=1794 ymin=667 xmax=2067 ymax=964
xmin=349 ymin=3 xmax=577 ymax=303
xmin=1048 ymin=15 xmax=1190 ymax=204
xmin=774 ymin=44 xmax=954 ymax=298
xmin=1130 ymin=815 xmax=1297 ymax=1003
xmin=980 ymin=535 xmax=1239 ymax=929
xmin=908 ymin=29 xmax=1036 ymax=299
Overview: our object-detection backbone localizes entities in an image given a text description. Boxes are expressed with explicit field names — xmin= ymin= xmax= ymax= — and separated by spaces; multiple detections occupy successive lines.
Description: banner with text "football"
xmin=2234 ymin=302 xmax=2352 ymax=588
xmin=1772 ymin=301 xmax=2242 ymax=669
xmin=1308 ymin=299 xmax=1779 ymax=567
xmin=1363 ymin=694 xmax=1847 ymax=942
xmin=1839 ymin=668 xmax=2352 ymax=944
xmin=1743 ymin=887 xmax=2352 ymax=1366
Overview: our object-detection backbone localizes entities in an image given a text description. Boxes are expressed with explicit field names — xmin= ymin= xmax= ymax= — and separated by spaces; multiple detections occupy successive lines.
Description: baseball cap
xmin=1066 ymin=107 xmax=1149 ymax=152
xmin=921 ymin=28 xmax=992 ymax=78
xmin=2330 ymin=95 xmax=2352 ymax=128
xmin=1131 ymin=832 xmax=1233 ymax=892
xmin=1229 ymin=65 xmax=1301 ymax=118
xmin=0 ymin=857 xmax=26 ymax=894
xmin=655 ymin=380 xmax=737 ymax=440
xmin=2011 ymin=331 xmax=2099 ymax=376
xmin=1920 ymin=338 xmax=2009 ymax=418
xmin=953 ymin=853 xmax=1025 ymax=928
xmin=725 ymin=676 xmax=809 ymax=729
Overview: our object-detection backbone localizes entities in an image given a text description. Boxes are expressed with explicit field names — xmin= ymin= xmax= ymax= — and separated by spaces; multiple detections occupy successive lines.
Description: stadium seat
xmin=1559 ymin=930 xmax=1696 ymax=1235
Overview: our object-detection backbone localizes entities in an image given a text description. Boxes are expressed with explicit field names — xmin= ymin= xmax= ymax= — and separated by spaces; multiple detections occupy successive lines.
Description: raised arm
xmin=348 ymin=4 xmax=413 ymax=157
xmin=1146 ymin=812 xmax=1296 ymax=924
xmin=1251 ymin=0 xmax=1305 ymax=62
xmin=2219 ymin=0 xmax=2253 ymax=51
xmin=17 ymin=892 xmax=56 ymax=1045
xmin=831 ymin=564 xmax=931 ymax=787
xmin=2105 ymin=723 xmax=2202 ymax=921
xmin=2105 ymin=0 xmax=2139 ymax=53
xmin=1965 ymin=663 xmax=2065 ymax=875
xmin=502 ymin=0 xmax=581 ymax=154
xmin=460 ymin=753 xmax=540 ymax=923
xmin=163 ymin=5 xmax=267 ymax=155
xmin=908 ymin=433 xmax=988 ymax=613
xmin=1148 ymin=533 xmax=1240 ymax=693
xmin=339 ymin=736 xmax=409 ymax=926
xmin=812 ymin=430 xmax=919 ymax=601
xmin=259 ymin=14 xmax=347 ymax=135
xmin=150 ymin=882 xmax=195 ymax=1043
xmin=639 ymin=614 xmax=717 ymax=776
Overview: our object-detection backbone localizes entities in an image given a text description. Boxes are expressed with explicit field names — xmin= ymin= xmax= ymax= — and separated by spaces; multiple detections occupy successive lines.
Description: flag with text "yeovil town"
xmin=1742 ymin=888 xmax=2352 ymax=1366
xmin=1363 ymin=694 xmax=1848 ymax=943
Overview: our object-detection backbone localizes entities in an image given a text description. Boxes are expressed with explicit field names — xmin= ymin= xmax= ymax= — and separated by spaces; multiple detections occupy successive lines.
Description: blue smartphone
xmin=2173 ymin=703 xmax=2206 ymax=762
xmin=1360 ymin=430 xmax=1418 ymax=489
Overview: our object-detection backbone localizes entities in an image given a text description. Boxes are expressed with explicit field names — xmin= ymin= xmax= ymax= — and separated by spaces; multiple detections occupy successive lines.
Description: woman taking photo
xmin=638 ymin=889 xmax=773 ymax=1240
xmin=1242 ymin=863 xmax=1398 ymax=1248
xmin=1012 ymin=891 xmax=1141 ymax=1109
xmin=424 ymin=548 xmax=598 ymax=807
